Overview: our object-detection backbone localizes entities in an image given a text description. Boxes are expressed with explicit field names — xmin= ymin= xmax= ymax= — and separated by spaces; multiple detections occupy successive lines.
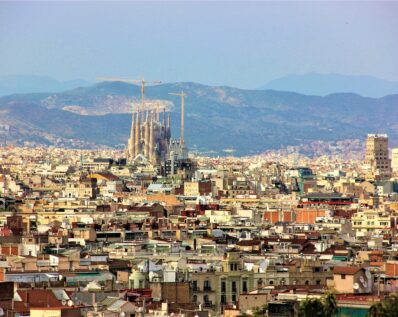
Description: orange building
xmin=263 ymin=210 xmax=294 ymax=223
xmin=386 ymin=261 xmax=398 ymax=277
xmin=0 ymin=244 xmax=19 ymax=256
xmin=295 ymin=208 xmax=327 ymax=224
xmin=146 ymin=193 xmax=180 ymax=206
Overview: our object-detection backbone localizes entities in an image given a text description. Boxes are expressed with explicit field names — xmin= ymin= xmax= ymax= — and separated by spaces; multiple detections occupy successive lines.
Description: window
xmin=232 ymin=281 xmax=237 ymax=292
xmin=341 ymin=274 xmax=346 ymax=279
xmin=221 ymin=281 xmax=226 ymax=292
xmin=243 ymin=280 xmax=248 ymax=293
xmin=221 ymin=294 xmax=226 ymax=304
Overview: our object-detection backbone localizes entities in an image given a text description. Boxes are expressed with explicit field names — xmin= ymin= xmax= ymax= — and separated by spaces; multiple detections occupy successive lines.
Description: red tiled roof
xmin=333 ymin=266 xmax=363 ymax=275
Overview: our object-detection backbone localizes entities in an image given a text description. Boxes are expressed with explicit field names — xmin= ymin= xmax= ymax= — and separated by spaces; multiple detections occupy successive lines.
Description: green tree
xmin=367 ymin=302 xmax=386 ymax=317
xmin=367 ymin=293 xmax=398 ymax=317
xmin=299 ymin=298 xmax=326 ymax=317
xmin=298 ymin=293 xmax=337 ymax=317
xmin=253 ymin=304 xmax=268 ymax=317
xmin=323 ymin=293 xmax=338 ymax=317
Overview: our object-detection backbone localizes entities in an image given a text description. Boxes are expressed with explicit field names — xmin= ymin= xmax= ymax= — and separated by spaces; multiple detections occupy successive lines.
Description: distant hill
xmin=0 ymin=75 xmax=92 ymax=97
xmin=259 ymin=73 xmax=398 ymax=98
xmin=0 ymin=81 xmax=397 ymax=155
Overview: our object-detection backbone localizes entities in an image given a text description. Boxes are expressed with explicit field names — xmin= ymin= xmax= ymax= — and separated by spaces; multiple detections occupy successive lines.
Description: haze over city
xmin=1 ymin=1 xmax=398 ymax=88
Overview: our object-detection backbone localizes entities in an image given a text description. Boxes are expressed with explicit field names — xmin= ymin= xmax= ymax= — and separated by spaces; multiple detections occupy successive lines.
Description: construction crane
xmin=168 ymin=91 xmax=187 ymax=145
xmin=96 ymin=77 xmax=161 ymax=110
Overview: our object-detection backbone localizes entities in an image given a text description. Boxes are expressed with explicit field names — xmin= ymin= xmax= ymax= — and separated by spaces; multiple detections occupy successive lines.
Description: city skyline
xmin=1 ymin=1 xmax=398 ymax=315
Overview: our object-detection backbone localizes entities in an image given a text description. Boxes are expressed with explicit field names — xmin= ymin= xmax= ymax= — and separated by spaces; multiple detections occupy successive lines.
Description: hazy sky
xmin=1 ymin=1 xmax=397 ymax=88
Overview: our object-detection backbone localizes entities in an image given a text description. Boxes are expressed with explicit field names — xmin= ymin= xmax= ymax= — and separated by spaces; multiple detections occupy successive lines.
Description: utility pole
xmin=168 ymin=91 xmax=187 ymax=145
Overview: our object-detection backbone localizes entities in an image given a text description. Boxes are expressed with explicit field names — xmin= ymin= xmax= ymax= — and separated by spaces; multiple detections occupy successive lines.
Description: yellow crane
xmin=168 ymin=91 xmax=187 ymax=145
xmin=96 ymin=77 xmax=161 ymax=110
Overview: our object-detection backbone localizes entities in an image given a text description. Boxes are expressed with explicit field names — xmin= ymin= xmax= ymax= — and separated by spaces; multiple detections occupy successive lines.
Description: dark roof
xmin=236 ymin=239 xmax=261 ymax=246
xmin=303 ymin=192 xmax=343 ymax=199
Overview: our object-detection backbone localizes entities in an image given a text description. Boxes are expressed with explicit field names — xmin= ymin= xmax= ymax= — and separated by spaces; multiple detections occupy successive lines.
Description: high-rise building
xmin=364 ymin=134 xmax=391 ymax=180
xmin=392 ymin=148 xmax=398 ymax=173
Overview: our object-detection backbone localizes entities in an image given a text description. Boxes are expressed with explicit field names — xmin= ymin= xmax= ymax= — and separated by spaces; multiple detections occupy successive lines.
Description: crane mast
xmin=169 ymin=91 xmax=187 ymax=145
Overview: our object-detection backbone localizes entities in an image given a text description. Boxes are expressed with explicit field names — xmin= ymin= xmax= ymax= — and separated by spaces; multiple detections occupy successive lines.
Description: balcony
xmin=193 ymin=286 xmax=214 ymax=292
xmin=203 ymin=302 xmax=215 ymax=309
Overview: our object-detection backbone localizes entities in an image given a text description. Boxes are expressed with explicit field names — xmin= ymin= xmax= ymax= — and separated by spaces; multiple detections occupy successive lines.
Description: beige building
xmin=190 ymin=252 xmax=254 ymax=313
xmin=392 ymin=148 xmax=398 ymax=173
xmin=238 ymin=291 xmax=272 ymax=314
xmin=351 ymin=209 xmax=390 ymax=236
xmin=332 ymin=266 xmax=373 ymax=294
xmin=364 ymin=134 xmax=391 ymax=180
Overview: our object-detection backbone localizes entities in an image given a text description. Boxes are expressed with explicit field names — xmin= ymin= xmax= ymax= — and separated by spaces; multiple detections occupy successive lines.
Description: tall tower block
xmin=365 ymin=134 xmax=392 ymax=180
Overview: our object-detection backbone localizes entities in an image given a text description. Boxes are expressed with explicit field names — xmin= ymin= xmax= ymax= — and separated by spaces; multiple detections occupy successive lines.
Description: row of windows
xmin=220 ymin=280 xmax=247 ymax=293
xmin=353 ymin=221 xmax=389 ymax=226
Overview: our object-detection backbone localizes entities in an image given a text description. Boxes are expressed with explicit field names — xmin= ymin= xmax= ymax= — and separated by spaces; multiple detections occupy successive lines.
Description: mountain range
xmin=0 ymin=80 xmax=397 ymax=156
xmin=0 ymin=75 xmax=92 ymax=97
xmin=260 ymin=73 xmax=398 ymax=98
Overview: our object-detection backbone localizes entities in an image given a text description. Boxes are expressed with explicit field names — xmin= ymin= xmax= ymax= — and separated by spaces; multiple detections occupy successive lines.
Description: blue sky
xmin=0 ymin=1 xmax=397 ymax=88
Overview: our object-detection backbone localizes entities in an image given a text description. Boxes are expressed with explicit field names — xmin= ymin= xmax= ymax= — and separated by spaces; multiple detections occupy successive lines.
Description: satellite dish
xmin=62 ymin=299 xmax=67 ymax=306
xmin=120 ymin=312 xmax=126 ymax=317
xmin=365 ymin=270 xmax=372 ymax=279
xmin=0 ymin=308 xmax=5 ymax=316
xmin=67 ymin=300 xmax=73 ymax=307
xmin=353 ymin=283 xmax=360 ymax=290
